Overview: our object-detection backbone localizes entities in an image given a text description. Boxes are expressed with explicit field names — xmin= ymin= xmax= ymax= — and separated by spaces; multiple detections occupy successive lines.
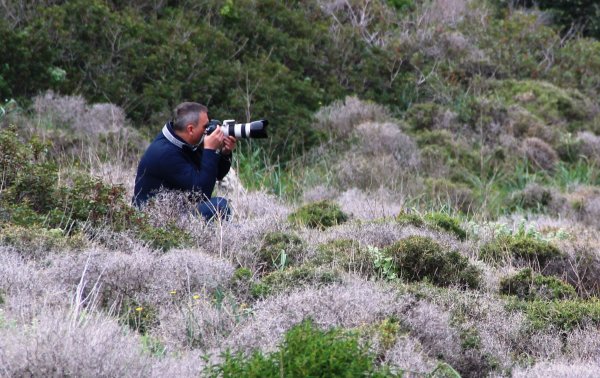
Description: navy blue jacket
xmin=133 ymin=122 xmax=231 ymax=207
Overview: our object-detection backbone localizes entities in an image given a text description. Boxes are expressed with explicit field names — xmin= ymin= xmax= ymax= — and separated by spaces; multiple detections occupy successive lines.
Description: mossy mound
xmin=395 ymin=211 xmax=425 ymax=227
xmin=251 ymin=266 xmax=341 ymax=298
xmin=288 ymin=201 xmax=349 ymax=230
xmin=405 ymin=102 xmax=441 ymax=131
xmin=396 ymin=211 xmax=468 ymax=240
xmin=314 ymin=239 xmax=374 ymax=277
xmin=480 ymin=235 xmax=564 ymax=268
xmin=384 ymin=236 xmax=480 ymax=289
xmin=0 ymin=224 xmax=87 ymax=258
xmin=424 ymin=212 xmax=468 ymax=241
xmin=257 ymin=231 xmax=305 ymax=274
xmin=518 ymin=299 xmax=600 ymax=332
xmin=489 ymin=79 xmax=592 ymax=125
xmin=500 ymin=268 xmax=577 ymax=301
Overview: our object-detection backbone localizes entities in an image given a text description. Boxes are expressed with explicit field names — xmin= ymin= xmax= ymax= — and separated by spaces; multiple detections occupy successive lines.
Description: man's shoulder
xmin=143 ymin=135 xmax=183 ymax=163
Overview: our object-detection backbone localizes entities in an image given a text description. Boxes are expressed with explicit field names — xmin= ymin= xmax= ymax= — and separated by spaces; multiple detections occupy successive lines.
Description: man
xmin=133 ymin=102 xmax=236 ymax=220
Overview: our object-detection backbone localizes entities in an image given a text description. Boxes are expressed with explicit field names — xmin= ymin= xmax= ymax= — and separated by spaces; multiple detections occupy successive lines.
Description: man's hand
xmin=204 ymin=126 xmax=224 ymax=150
xmin=221 ymin=136 xmax=237 ymax=155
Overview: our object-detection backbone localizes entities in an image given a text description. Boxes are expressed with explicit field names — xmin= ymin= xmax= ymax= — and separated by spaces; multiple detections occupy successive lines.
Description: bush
xmin=500 ymin=268 xmax=577 ymax=301
xmin=0 ymin=126 xmax=46 ymax=189
xmin=136 ymin=222 xmax=193 ymax=252
xmin=424 ymin=179 xmax=475 ymax=214
xmin=520 ymin=299 xmax=600 ymax=332
xmin=424 ymin=212 xmax=467 ymax=240
xmin=510 ymin=183 xmax=556 ymax=212
xmin=522 ymin=137 xmax=559 ymax=172
xmin=251 ymin=266 xmax=341 ymax=299
xmin=405 ymin=102 xmax=440 ymax=131
xmin=395 ymin=211 xmax=425 ymax=227
xmin=206 ymin=319 xmax=396 ymax=377
xmin=314 ymin=239 xmax=375 ymax=277
xmin=550 ymin=38 xmax=600 ymax=101
xmin=288 ymin=201 xmax=349 ymax=230
xmin=0 ymin=224 xmax=87 ymax=258
xmin=354 ymin=122 xmax=420 ymax=170
xmin=556 ymin=134 xmax=583 ymax=163
xmin=314 ymin=96 xmax=391 ymax=139
xmin=480 ymin=235 xmax=564 ymax=269
xmin=488 ymin=79 xmax=592 ymax=125
xmin=397 ymin=210 xmax=468 ymax=239
xmin=384 ymin=236 xmax=480 ymax=289
xmin=256 ymin=231 xmax=305 ymax=274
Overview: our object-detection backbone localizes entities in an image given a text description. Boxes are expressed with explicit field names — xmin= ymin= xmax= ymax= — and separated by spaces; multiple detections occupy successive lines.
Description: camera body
xmin=206 ymin=119 xmax=268 ymax=139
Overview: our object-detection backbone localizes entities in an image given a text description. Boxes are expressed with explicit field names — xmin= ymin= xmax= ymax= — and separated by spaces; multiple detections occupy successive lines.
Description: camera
xmin=206 ymin=119 xmax=268 ymax=139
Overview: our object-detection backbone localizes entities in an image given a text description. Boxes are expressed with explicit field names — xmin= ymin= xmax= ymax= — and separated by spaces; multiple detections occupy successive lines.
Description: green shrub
xmin=206 ymin=319 xmax=396 ymax=377
xmin=6 ymin=161 xmax=58 ymax=213
xmin=384 ymin=236 xmax=480 ymax=289
xmin=519 ymin=299 xmax=600 ymax=332
xmin=257 ymin=231 xmax=305 ymax=273
xmin=395 ymin=211 xmax=425 ymax=227
xmin=479 ymin=12 xmax=559 ymax=78
xmin=136 ymin=222 xmax=193 ymax=252
xmin=480 ymin=235 xmax=564 ymax=268
xmin=0 ymin=126 xmax=47 ymax=189
xmin=233 ymin=267 xmax=253 ymax=282
xmin=500 ymin=268 xmax=577 ymax=301
xmin=288 ymin=201 xmax=348 ymax=230
xmin=0 ymin=224 xmax=87 ymax=257
xmin=251 ymin=266 xmax=341 ymax=299
xmin=488 ymin=79 xmax=591 ymax=124
xmin=314 ymin=239 xmax=374 ymax=277
xmin=550 ymin=38 xmax=600 ymax=103
xmin=405 ymin=102 xmax=440 ymax=131
xmin=424 ymin=212 xmax=467 ymax=241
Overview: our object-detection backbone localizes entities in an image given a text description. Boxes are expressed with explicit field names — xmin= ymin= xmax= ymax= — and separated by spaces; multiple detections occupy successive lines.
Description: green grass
xmin=235 ymin=145 xmax=298 ymax=200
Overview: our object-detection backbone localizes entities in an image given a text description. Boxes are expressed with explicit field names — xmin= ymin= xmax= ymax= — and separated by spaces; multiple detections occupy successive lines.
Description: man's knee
xmin=198 ymin=197 xmax=231 ymax=221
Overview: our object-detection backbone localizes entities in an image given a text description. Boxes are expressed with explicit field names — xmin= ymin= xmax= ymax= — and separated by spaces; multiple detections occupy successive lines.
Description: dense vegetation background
xmin=1 ymin=0 xmax=600 ymax=376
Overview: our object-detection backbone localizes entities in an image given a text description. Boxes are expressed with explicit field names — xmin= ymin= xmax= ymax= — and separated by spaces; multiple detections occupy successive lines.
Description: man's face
xmin=190 ymin=111 xmax=209 ymax=145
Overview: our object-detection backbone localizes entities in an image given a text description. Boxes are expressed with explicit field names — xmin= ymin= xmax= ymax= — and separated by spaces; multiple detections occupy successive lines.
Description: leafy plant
xmin=516 ymin=299 xmax=600 ymax=332
xmin=314 ymin=239 xmax=374 ymax=277
xmin=288 ymin=200 xmax=349 ymax=230
xmin=500 ymin=268 xmax=577 ymax=301
xmin=480 ymin=234 xmax=564 ymax=269
xmin=371 ymin=246 xmax=398 ymax=282
xmin=257 ymin=231 xmax=305 ymax=274
xmin=206 ymin=319 xmax=397 ymax=377
xmin=424 ymin=212 xmax=467 ymax=241
xmin=251 ymin=266 xmax=340 ymax=299
xmin=384 ymin=236 xmax=481 ymax=289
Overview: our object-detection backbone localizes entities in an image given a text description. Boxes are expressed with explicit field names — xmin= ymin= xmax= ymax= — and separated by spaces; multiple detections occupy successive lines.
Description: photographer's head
xmin=173 ymin=102 xmax=209 ymax=145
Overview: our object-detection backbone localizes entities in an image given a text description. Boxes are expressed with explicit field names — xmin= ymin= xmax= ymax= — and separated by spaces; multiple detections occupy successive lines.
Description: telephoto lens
xmin=206 ymin=119 xmax=268 ymax=139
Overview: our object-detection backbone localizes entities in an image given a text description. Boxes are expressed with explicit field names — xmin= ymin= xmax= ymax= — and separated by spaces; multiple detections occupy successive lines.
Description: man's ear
xmin=185 ymin=123 xmax=195 ymax=134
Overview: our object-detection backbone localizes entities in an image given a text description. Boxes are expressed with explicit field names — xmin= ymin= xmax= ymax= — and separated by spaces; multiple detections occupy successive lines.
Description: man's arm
xmin=154 ymin=148 xmax=221 ymax=200
xmin=217 ymin=136 xmax=236 ymax=180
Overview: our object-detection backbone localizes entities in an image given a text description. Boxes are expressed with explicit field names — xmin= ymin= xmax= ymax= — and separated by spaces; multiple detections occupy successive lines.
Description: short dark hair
xmin=173 ymin=102 xmax=208 ymax=131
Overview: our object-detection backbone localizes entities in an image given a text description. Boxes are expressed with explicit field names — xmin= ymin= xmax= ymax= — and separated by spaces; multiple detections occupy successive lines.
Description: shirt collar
xmin=162 ymin=121 xmax=202 ymax=151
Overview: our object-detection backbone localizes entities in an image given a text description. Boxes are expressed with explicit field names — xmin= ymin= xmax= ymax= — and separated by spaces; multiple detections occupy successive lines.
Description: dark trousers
xmin=197 ymin=197 xmax=231 ymax=221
